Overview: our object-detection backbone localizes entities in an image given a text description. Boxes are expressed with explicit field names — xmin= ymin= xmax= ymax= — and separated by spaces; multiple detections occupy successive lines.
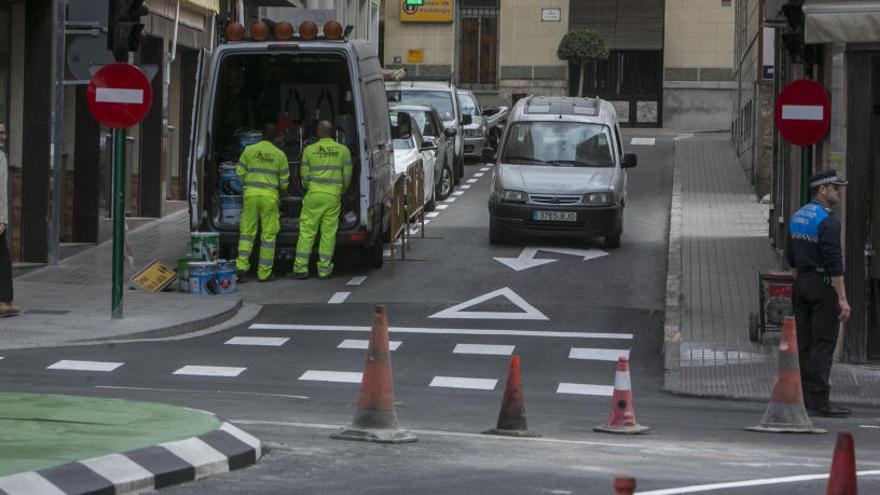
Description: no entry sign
xmin=86 ymin=63 xmax=153 ymax=129
xmin=774 ymin=79 xmax=831 ymax=147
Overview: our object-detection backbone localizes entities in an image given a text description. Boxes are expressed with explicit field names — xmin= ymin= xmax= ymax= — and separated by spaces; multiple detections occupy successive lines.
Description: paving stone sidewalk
xmin=663 ymin=134 xmax=880 ymax=406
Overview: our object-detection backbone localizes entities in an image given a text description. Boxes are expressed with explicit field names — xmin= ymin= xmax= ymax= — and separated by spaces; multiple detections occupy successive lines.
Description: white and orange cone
xmin=594 ymin=356 xmax=649 ymax=434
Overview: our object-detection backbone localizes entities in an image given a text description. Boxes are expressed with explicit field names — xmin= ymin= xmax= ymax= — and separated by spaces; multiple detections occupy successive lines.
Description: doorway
xmin=459 ymin=0 xmax=497 ymax=90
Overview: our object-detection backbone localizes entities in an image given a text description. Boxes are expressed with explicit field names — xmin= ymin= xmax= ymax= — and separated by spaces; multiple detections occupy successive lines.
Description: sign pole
xmin=112 ymin=128 xmax=126 ymax=319
xmin=800 ymin=145 xmax=812 ymax=206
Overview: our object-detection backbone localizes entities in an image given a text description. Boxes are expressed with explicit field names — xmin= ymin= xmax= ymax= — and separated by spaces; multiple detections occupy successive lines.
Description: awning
xmin=804 ymin=0 xmax=880 ymax=44
xmin=181 ymin=0 xmax=220 ymax=14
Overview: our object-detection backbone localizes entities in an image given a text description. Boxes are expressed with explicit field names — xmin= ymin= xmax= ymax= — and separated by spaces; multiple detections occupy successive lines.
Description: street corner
xmin=0 ymin=392 xmax=261 ymax=495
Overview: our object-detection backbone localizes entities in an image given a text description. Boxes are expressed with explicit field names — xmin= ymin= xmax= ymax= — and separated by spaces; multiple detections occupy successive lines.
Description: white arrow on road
xmin=494 ymin=246 xmax=609 ymax=272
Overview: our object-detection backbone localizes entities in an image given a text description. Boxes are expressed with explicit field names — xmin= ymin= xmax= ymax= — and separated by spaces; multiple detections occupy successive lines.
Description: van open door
xmin=187 ymin=47 xmax=210 ymax=230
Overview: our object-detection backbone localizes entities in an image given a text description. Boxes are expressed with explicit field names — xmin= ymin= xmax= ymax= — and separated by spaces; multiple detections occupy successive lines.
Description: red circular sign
xmin=86 ymin=64 xmax=153 ymax=129
xmin=774 ymin=79 xmax=831 ymax=147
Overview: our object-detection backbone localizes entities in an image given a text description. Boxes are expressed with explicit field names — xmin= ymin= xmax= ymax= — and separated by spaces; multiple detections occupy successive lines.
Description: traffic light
xmin=108 ymin=0 xmax=149 ymax=62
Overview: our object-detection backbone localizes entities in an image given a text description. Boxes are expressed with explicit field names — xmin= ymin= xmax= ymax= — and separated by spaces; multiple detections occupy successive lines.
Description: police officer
xmin=235 ymin=123 xmax=290 ymax=283
xmin=292 ymin=120 xmax=352 ymax=280
xmin=786 ymin=169 xmax=851 ymax=418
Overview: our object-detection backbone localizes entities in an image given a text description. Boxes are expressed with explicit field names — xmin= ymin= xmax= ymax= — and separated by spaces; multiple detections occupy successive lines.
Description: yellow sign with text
xmin=400 ymin=0 xmax=454 ymax=22
xmin=130 ymin=260 xmax=177 ymax=292
xmin=407 ymin=49 xmax=425 ymax=63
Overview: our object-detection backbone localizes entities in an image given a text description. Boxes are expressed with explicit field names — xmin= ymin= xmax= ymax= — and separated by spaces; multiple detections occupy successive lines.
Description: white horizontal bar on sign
xmin=173 ymin=365 xmax=246 ymax=377
xmin=781 ymin=105 xmax=824 ymax=121
xmin=225 ymin=336 xmax=289 ymax=346
xmin=47 ymin=360 xmax=124 ymax=372
xmin=453 ymin=344 xmax=515 ymax=356
xmin=95 ymin=88 xmax=144 ymax=104
xmin=556 ymin=383 xmax=614 ymax=396
xmin=569 ymin=348 xmax=629 ymax=361
xmin=299 ymin=370 xmax=362 ymax=383
xmin=338 ymin=339 xmax=402 ymax=351
xmin=248 ymin=323 xmax=634 ymax=340
xmin=429 ymin=376 xmax=497 ymax=390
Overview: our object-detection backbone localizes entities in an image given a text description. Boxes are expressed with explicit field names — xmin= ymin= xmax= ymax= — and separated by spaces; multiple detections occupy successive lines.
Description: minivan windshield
xmin=387 ymin=90 xmax=455 ymax=121
xmin=501 ymin=122 xmax=615 ymax=168
xmin=458 ymin=92 xmax=480 ymax=116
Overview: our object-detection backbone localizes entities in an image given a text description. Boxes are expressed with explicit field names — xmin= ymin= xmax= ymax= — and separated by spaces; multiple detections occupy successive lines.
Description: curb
xmin=663 ymin=138 xmax=684 ymax=393
xmin=0 ymin=422 xmax=261 ymax=495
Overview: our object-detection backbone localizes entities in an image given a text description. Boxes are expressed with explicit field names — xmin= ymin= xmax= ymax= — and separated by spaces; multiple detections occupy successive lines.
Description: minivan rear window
xmin=501 ymin=122 xmax=615 ymax=168
xmin=387 ymin=90 xmax=454 ymax=121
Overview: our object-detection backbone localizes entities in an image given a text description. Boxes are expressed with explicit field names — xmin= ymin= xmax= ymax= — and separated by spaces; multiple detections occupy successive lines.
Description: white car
xmin=391 ymin=109 xmax=438 ymax=211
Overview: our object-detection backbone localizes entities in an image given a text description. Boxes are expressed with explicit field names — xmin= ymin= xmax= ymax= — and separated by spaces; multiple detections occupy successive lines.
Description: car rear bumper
xmin=463 ymin=136 xmax=487 ymax=157
xmin=488 ymin=200 xmax=621 ymax=238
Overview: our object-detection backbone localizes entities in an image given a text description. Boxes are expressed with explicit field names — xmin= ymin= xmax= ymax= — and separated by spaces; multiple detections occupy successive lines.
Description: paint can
xmin=238 ymin=130 xmax=262 ymax=152
xmin=218 ymin=162 xmax=243 ymax=195
xmin=177 ymin=258 xmax=199 ymax=293
xmin=191 ymin=232 xmax=220 ymax=260
xmin=188 ymin=261 xmax=218 ymax=295
xmin=218 ymin=195 xmax=243 ymax=226
xmin=215 ymin=260 xmax=237 ymax=294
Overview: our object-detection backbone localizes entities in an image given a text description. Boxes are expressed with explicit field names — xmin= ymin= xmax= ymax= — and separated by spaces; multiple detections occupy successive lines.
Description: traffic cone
xmin=331 ymin=306 xmax=417 ymax=443
xmin=483 ymin=355 xmax=540 ymax=437
xmin=614 ymin=477 xmax=636 ymax=495
xmin=594 ymin=356 xmax=649 ymax=434
xmin=826 ymin=431 xmax=858 ymax=494
xmin=745 ymin=317 xmax=826 ymax=434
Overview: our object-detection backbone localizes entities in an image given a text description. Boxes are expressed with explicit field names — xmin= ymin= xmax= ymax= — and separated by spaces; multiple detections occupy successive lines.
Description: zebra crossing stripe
xmin=338 ymin=339 xmax=402 ymax=351
xmin=568 ymin=348 xmax=629 ymax=361
xmin=225 ymin=337 xmax=289 ymax=347
xmin=299 ymin=370 xmax=362 ymax=383
xmin=453 ymin=344 xmax=514 ymax=356
xmin=556 ymin=383 xmax=614 ymax=396
xmin=47 ymin=360 xmax=124 ymax=372
xmin=173 ymin=366 xmax=246 ymax=377
xmin=429 ymin=376 xmax=497 ymax=390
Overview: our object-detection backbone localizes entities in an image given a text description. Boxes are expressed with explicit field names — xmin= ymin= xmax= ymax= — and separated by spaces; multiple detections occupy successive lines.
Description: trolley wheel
xmin=748 ymin=312 xmax=760 ymax=343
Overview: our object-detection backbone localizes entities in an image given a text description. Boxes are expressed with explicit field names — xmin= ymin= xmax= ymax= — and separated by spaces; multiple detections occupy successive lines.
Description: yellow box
xmin=407 ymin=48 xmax=425 ymax=63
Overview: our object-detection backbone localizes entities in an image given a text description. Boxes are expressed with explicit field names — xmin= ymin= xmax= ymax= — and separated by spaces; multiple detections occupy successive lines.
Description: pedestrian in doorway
xmin=786 ymin=169 xmax=851 ymax=417
xmin=292 ymin=120 xmax=352 ymax=280
xmin=0 ymin=121 xmax=19 ymax=317
xmin=235 ymin=123 xmax=290 ymax=283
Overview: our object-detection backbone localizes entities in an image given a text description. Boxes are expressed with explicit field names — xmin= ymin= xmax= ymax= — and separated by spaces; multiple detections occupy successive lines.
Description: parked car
xmin=487 ymin=96 xmax=637 ymax=248
xmin=457 ymin=90 xmax=488 ymax=160
xmin=390 ymin=103 xmax=456 ymax=200
xmin=390 ymin=109 xmax=438 ymax=211
xmin=385 ymin=80 xmax=469 ymax=185
xmin=482 ymin=105 xmax=509 ymax=151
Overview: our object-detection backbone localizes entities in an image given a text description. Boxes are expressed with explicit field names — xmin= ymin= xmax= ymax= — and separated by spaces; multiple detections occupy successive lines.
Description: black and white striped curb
xmin=0 ymin=422 xmax=261 ymax=495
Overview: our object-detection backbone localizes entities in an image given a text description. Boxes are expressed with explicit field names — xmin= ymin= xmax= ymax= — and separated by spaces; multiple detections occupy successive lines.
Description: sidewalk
xmin=663 ymin=133 xmax=880 ymax=407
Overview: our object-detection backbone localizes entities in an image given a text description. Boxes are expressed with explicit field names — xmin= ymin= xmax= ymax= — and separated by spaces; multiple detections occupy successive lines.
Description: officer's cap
xmin=809 ymin=170 xmax=848 ymax=189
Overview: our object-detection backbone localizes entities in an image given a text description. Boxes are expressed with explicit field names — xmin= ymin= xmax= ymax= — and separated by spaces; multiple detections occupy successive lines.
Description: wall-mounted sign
xmin=400 ymin=0 xmax=454 ymax=23
xmin=762 ymin=27 xmax=775 ymax=80
xmin=541 ymin=8 xmax=561 ymax=22
xmin=407 ymin=49 xmax=425 ymax=64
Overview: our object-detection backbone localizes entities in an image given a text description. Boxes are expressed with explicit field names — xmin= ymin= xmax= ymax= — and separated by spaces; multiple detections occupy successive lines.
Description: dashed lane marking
xmin=299 ymin=370 xmax=362 ymax=384
xmin=467 ymin=178 xmax=478 ymax=183
xmin=328 ymin=292 xmax=351 ymax=304
xmin=338 ymin=339 xmax=402 ymax=351
xmin=568 ymin=348 xmax=629 ymax=361
xmin=444 ymin=197 xmax=457 ymax=203
xmin=436 ymin=204 xmax=449 ymax=210
xmin=474 ymin=172 xmax=485 ymax=177
xmin=480 ymin=167 xmax=491 ymax=171
xmin=225 ymin=337 xmax=289 ymax=347
xmin=424 ymin=219 xmax=431 ymax=225
xmin=630 ymin=137 xmax=656 ymax=146
xmin=249 ymin=323 xmax=634 ymax=340
xmin=429 ymin=376 xmax=497 ymax=390
xmin=453 ymin=344 xmax=515 ymax=356
xmin=173 ymin=365 xmax=246 ymax=377
xmin=47 ymin=360 xmax=124 ymax=372
xmin=346 ymin=276 xmax=367 ymax=286
xmin=452 ymin=191 xmax=465 ymax=196
xmin=556 ymin=383 xmax=614 ymax=396
xmin=460 ymin=184 xmax=472 ymax=189
xmin=427 ymin=212 xmax=440 ymax=218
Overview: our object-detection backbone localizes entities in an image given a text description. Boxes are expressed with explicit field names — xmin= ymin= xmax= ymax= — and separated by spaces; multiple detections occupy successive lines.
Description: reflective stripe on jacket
xmin=300 ymin=138 xmax=352 ymax=198
xmin=236 ymin=140 xmax=290 ymax=199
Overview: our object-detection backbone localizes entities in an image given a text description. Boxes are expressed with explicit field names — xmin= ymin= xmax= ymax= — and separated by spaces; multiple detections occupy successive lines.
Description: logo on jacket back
xmin=314 ymin=146 xmax=341 ymax=159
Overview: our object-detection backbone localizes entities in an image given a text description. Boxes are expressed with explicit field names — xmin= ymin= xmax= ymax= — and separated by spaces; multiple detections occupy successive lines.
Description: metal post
xmin=112 ymin=128 xmax=126 ymax=319
xmin=47 ymin=0 xmax=66 ymax=264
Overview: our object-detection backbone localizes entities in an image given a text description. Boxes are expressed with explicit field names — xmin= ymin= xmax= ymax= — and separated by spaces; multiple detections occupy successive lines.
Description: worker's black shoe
xmin=808 ymin=403 xmax=852 ymax=418
xmin=291 ymin=272 xmax=309 ymax=280
xmin=258 ymin=274 xmax=277 ymax=283
xmin=236 ymin=271 xmax=249 ymax=284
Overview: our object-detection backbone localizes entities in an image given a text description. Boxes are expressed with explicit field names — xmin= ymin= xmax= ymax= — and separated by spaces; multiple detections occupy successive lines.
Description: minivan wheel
xmin=603 ymin=209 xmax=623 ymax=249
xmin=437 ymin=164 xmax=454 ymax=200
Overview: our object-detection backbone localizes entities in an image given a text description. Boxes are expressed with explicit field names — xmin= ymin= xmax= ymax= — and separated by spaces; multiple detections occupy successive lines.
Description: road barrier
xmin=827 ymin=431 xmax=858 ymax=494
xmin=388 ymin=163 xmax=426 ymax=274
xmin=483 ymin=355 xmax=540 ymax=437
xmin=594 ymin=356 xmax=650 ymax=434
xmin=614 ymin=477 xmax=637 ymax=495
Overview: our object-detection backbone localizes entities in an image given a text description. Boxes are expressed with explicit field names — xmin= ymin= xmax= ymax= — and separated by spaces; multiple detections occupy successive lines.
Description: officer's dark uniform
xmin=786 ymin=170 xmax=848 ymax=415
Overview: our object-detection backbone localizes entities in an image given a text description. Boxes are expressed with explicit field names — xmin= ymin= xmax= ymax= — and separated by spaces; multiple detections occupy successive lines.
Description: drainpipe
xmin=162 ymin=0 xmax=181 ymax=207
xmin=47 ymin=0 xmax=66 ymax=264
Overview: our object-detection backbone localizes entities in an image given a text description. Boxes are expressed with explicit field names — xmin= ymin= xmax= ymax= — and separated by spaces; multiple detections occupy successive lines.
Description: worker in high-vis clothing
xmin=235 ymin=123 xmax=290 ymax=282
xmin=293 ymin=120 xmax=352 ymax=280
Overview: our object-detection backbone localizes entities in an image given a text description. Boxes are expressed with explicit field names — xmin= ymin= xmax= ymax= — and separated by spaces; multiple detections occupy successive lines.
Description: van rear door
xmin=187 ymin=47 xmax=210 ymax=230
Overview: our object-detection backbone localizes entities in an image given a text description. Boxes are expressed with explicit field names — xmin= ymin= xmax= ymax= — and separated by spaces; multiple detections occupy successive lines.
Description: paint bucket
xmin=218 ymin=162 xmax=243 ymax=195
xmin=215 ymin=260 xmax=237 ymax=294
xmin=238 ymin=130 xmax=262 ymax=152
xmin=218 ymin=195 xmax=243 ymax=226
xmin=188 ymin=261 xmax=218 ymax=295
xmin=177 ymin=258 xmax=199 ymax=293
xmin=191 ymin=232 xmax=220 ymax=260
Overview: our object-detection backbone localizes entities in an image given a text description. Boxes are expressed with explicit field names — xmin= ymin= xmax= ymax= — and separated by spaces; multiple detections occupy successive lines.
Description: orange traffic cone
xmin=594 ymin=356 xmax=649 ymax=434
xmin=827 ymin=431 xmax=858 ymax=494
xmin=484 ymin=355 xmax=540 ymax=437
xmin=331 ymin=306 xmax=417 ymax=443
xmin=745 ymin=317 xmax=826 ymax=434
xmin=614 ymin=477 xmax=636 ymax=495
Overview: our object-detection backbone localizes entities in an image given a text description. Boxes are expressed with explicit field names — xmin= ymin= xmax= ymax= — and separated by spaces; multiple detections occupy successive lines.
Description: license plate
xmin=533 ymin=211 xmax=577 ymax=222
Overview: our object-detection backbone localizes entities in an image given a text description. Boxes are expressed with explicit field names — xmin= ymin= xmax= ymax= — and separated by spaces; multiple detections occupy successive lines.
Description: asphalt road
xmin=2 ymin=132 xmax=879 ymax=494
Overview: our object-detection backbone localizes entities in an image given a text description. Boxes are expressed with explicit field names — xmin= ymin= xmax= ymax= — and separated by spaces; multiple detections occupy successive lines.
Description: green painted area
xmin=0 ymin=393 xmax=221 ymax=477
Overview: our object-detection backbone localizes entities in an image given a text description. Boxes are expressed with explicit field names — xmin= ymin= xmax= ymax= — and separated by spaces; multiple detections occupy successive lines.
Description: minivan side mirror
xmin=481 ymin=147 xmax=496 ymax=163
xmin=444 ymin=127 xmax=457 ymax=138
xmin=461 ymin=114 xmax=473 ymax=126
xmin=622 ymin=153 xmax=638 ymax=168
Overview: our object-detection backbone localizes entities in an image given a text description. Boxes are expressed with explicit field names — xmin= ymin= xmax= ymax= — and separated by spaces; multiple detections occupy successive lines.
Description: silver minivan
xmin=486 ymin=96 xmax=637 ymax=248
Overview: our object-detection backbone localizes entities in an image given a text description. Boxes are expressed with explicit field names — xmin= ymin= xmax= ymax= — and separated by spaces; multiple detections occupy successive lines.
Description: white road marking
xmin=474 ymin=172 xmax=485 ymax=177
xmin=424 ymin=219 xmax=431 ymax=225
xmin=630 ymin=137 xmax=655 ymax=146
xmin=859 ymin=425 xmax=880 ymax=429
xmin=299 ymin=370 xmax=362 ymax=383
xmin=346 ymin=276 xmax=367 ymax=286
xmin=436 ymin=204 xmax=449 ymax=210
xmin=444 ymin=197 xmax=457 ymax=203
xmin=79 ymin=454 xmax=154 ymax=493
xmin=0 ymin=473 xmax=67 ymax=495
xmin=338 ymin=339 xmax=402 ymax=351
xmin=781 ymin=105 xmax=824 ymax=121
xmin=569 ymin=347 xmax=629 ymax=361
xmin=94 ymin=385 xmax=309 ymax=400
xmin=220 ymin=422 xmax=263 ymax=459
xmin=480 ymin=167 xmax=491 ymax=171
xmin=328 ymin=292 xmax=351 ymax=304
xmin=636 ymin=471 xmax=880 ymax=495
xmin=452 ymin=191 xmax=465 ymax=196
xmin=453 ymin=344 xmax=515 ymax=356
xmin=495 ymin=246 xmax=608 ymax=272
xmin=460 ymin=184 xmax=472 ymax=189
xmin=95 ymin=87 xmax=144 ymax=104
xmin=467 ymin=178 xmax=478 ymax=183
xmin=225 ymin=336 xmax=289 ymax=347
xmin=427 ymin=212 xmax=440 ymax=218
xmin=173 ymin=365 xmax=246 ymax=377
xmin=430 ymin=376 xmax=497 ymax=390
xmin=249 ymin=323 xmax=633 ymax=340
xmin=160 ymin=438 xmax=227 ymax=479
xmin=430 ymin=287 xmax=549 ymax=320
xmin=47 ymin=360 xmax=124 ymax=372
xmin=556 ymin=383 xmax=614 ymax=396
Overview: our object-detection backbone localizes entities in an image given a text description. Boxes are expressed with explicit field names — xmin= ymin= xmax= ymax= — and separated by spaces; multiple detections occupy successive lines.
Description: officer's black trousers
xmin=793 ymin=272 xmax=840 ymax=409
xmin=0 ymin=231 xmax=12 ymax=303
